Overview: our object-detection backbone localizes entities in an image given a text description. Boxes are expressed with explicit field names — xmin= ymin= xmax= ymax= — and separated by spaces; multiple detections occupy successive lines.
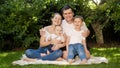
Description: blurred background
xmin=0 ymin=0 xmax=120 ymax=51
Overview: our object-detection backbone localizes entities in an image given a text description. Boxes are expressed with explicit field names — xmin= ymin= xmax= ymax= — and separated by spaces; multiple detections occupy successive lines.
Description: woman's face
xmin=63 ymin=8 xmax=74 ymax=22
xmin=52 ymin=14 xmax=62 ymax=26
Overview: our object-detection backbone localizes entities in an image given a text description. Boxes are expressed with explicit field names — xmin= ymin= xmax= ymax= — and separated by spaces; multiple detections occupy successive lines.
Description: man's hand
xmin=82 ymin=30 xmax=90 ymax=38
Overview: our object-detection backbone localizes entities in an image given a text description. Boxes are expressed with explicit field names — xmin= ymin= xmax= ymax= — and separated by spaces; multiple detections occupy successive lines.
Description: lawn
xmin=0 ymin=47 xmax=120 ymax=68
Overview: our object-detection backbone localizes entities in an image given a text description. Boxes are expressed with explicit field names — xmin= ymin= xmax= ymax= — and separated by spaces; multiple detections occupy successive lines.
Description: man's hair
xmin=61 ymin=5 xmax=74 ymax=14
xmin=74 ymin=15 xmax=84 ymax=22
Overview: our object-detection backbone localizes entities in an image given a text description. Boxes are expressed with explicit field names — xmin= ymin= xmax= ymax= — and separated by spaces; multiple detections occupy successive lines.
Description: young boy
xmin=66 ymin=15 xmax=88 ymax=64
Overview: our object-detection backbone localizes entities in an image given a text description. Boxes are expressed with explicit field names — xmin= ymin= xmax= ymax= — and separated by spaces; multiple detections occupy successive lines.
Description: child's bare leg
xmin=40 ymin=53 xmax=47 ymax=57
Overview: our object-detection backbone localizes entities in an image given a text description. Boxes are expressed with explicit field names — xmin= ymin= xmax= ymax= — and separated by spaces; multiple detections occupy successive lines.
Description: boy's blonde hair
xmin=74 ymin=15 xmax=84 ymax=22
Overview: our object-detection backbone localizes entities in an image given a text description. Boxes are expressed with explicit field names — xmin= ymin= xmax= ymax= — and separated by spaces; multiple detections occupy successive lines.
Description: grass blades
xmin=0 ymin=48 xmax=120 ymax=68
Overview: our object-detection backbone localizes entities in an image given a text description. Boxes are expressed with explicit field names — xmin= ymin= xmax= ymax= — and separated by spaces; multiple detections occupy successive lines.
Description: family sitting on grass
xmin=24 ymin=5 xmax=90 ymax=64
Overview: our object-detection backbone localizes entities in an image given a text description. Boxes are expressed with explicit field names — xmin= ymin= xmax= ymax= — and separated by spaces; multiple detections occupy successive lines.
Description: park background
xmin=0 ymin=0 xmax=120 ymax=68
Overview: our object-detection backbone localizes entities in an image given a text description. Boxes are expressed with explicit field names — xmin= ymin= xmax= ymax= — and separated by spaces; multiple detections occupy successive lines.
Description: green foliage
xmin=0 ymin=0 xmax=45 ymax=50
xmin=0 ymin=0 xmax=91 ymax=50
xmin=0 ymin=0 xmax=120 ymax=50
xmin=109 ymin=0 xmax=120 ymax=31
xmin=85 ymin=0 xmax=120 ymax=30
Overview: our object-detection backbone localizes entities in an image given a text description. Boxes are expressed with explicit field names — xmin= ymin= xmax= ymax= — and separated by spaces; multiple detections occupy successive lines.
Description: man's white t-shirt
xmin=61 ymin=19 xmax=88 ymax=36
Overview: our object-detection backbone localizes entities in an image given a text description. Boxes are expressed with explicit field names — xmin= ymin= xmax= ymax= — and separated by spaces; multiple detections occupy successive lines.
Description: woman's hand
xmin=39 ymin=28 xmax=45 ymax=36
xmin=62 ymin=51 xmax=68 ymax=60
xmin=51 ymin=45 xmax=60 ymax=51
xmin=51 ymin=43 xmax=63 ymax=51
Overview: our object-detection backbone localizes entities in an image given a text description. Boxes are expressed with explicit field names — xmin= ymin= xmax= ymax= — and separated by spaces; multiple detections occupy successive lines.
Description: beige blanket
xmin=12 ymin=54 xmax=108 ymax=65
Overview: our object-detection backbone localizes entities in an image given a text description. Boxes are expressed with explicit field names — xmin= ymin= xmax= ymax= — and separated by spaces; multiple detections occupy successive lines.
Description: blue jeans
xmin=47 ymin=44 xmax=54 ymax=53
xmin=68 ymin=43 xmax=86 ymax=61
xmin=25 ymin=46 xmax=62 ymax=61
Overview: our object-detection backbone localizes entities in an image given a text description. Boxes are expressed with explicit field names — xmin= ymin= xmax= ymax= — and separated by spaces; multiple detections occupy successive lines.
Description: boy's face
xmin=55 ymin=26 xmax=63 ymax=35
xmin=52 ymin=14 xmax=62 ymax=26
xmin=73 ymin=18 xmax=83 ymax=28
xmin=63 ymin=8 xmax=74 ymax=22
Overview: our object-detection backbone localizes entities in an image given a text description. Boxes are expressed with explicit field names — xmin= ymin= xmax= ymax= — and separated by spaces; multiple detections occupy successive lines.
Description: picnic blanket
xmin=12 ymin=54 xmax=108 ymax=65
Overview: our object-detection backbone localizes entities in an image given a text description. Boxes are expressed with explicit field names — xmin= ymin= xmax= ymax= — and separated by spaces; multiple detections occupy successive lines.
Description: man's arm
xmin=82 ymin=30 xmax=90 ymax=38
xmin=82 ymin=22 xmax=90 ymax=38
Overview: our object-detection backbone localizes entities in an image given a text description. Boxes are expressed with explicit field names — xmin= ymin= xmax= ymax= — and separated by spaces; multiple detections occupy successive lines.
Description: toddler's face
xmin=73 ymin=18 xmax=83 ymax=28
xmin=55 ymin=26 xmax=63 ymax=35
xmin=52 ymin=14 xmax=62 ymax=26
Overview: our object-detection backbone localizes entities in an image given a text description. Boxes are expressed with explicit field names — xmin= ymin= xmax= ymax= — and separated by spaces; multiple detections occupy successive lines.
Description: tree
xmin=84 ymin=0 xmax=120 ymax=45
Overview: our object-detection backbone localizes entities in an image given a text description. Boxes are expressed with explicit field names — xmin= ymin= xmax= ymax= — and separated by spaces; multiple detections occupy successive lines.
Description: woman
xmin=24 ymin=13 xmax=65 ymax=61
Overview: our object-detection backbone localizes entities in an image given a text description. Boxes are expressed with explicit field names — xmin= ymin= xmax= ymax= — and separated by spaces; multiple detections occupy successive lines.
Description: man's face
xmin=63 ymin=8 xmax=74 ymax=22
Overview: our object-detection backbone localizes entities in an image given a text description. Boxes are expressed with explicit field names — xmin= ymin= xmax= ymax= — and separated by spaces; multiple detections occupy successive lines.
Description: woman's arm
xmin=40 ymin=36 xmax=51 ymax=47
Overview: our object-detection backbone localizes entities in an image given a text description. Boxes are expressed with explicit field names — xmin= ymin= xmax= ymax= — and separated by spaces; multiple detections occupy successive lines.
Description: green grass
xmin=0 ymin=47 xmax=120 ymax=68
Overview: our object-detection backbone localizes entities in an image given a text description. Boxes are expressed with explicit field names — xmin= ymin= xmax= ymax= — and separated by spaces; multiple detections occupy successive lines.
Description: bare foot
xmin=23 ymin=58 xmax=37 ymax=62
xmin=56 ymin=57 xmax=63 ymax=61
xmin=80 ymin=59 xmax=87 ymax=64
xmin=68 ymin=59 xmax=75 ymax=64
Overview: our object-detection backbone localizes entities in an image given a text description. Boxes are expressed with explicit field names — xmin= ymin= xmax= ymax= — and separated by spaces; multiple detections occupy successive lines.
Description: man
xmin=61 ymin=5 xmax=90 ymax=59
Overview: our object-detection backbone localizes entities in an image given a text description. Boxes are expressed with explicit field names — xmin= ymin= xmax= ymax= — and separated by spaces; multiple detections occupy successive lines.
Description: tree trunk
xmin=91 ymin=23 xmax=104 ymax=45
